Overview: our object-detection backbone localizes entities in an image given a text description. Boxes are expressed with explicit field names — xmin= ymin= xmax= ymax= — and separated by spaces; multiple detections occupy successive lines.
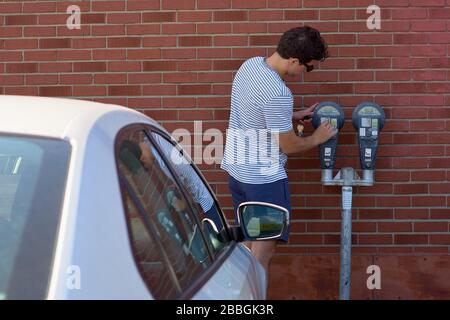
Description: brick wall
xmin=1 ymin=0 xmax=449 ymax=298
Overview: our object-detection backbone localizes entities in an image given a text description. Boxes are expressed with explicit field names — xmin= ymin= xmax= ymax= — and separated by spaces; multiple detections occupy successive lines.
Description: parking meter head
xmin=352 ymin=102 xmax=385 ymax=170
xmin=312 ymin=101 xmax=345 ymax=130
xmin=312 ymin=102 xmax=345 ymax=170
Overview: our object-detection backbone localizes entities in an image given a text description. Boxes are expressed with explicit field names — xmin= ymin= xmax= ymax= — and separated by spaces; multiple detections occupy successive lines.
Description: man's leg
xmin=250 ymin=240 xmax=277 ymax=273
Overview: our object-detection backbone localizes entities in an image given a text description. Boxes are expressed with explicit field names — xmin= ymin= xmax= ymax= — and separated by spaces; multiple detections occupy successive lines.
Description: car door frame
xmin=115 ymin=123 xmax=240 ymax=299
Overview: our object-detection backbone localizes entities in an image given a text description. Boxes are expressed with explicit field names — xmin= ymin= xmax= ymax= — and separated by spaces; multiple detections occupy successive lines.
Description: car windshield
xmin=0 ymin=135 xmax=70 ymax=299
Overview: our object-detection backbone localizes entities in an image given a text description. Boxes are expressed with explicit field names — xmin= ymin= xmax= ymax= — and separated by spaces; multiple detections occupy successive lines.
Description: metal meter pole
xmin=339 ymin=186 xmax=353 ymax=300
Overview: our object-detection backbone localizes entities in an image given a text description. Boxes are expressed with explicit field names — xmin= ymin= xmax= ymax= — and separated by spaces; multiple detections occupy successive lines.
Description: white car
xmin=0 ymin=95 xmax=288 ymax=300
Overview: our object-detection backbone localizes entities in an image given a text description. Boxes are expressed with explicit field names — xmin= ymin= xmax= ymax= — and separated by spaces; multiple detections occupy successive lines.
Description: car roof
xmin=0 ymin=95 xmax=159 ymax=139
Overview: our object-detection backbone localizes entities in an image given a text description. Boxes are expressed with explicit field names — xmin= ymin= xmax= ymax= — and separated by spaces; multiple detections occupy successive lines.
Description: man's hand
xmin=312 ymin=121 xmax=338 ymax=145
xmin=292 ymin=103 xmax=318 ymax=123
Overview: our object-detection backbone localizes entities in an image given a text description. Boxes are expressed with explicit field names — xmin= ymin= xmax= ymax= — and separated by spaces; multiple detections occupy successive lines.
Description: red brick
xmin=0 ymin=75 xmax=24 ymax=85
xmin=304 ymin=0 xmax=337 ymax=7
xmin=93 ymin=49 xmax=126 ymax=60
xmin=429 ymin=8 xmax=450 ymax=19
xmin=177 ymin=60 xmax=212 ymax=71
xmin=249 ymin=35 xmax=279 ymax=46
xmin=126 ymin=24 xmax=160 ymax=36
xmin=162 ymin=23 xmax=196 ymax=34
xmin=144 ymin=85 xmax=177 ymax=96
xmin=379 ymin=222 xmax=412 ymax=233
xmin=6 ymin=63 xmax=38 ymax=74
xmin=249 ymin=10 xmax=283 ymax=21
xmin=26 ymin=75 xmax=58 ymax=85
xmin=357 ymin=58 xmax=391 ymax=69
xmin=394 ymin=235 xmax=428 ymax=245
xmin=92 ymin=1 xmax=126 ymax=11
xmin=0 ymin=3 xmax=22 ymax=13
xmin=39 ymin=86 xmax=72 ymax=97
xmin=197 ymin=0 xmax=231 ymax=9
xmin=395 ymin=209 xmax=429 ymax=220
xmin=414 ymin=222 xmax=448 ymax=232
xmin=24 ymin=26 xmax=56 ymax=37
xmin=392 ymin=83 xmax=427 ymax=94
xmin=376 ymin=196 xmax=411 ymax=207
xmin=108 ymin=37 xmax=141 ymax=48
xmin=5 ymin=87 xmax=38 ymax=96
xmin=92 ymin=25 xmax=125 ymax=36
xmin=39 ymin=62 xmax=72 ymax=73
xmin=178 ymin=11 xmax=212 ymax=22
xmin=59 ymin=74 xmax=92 ymax=85
xmin=107 ymin=13 xmax=140 ymax=24
xmin=283 ymin=9 xmax=318 ymax=20
xmin=72 ymin=38 xmax=106 ymax=49
xmin=162 ymin=49 xmax=196 ymax=59
xmin=38 ymin=14 xmax=67 ymax=25
xmin=393 ymin=33 xmax=428 ymax=44
xmin=411 ymin=21 xmax=446 ymax=32
xmin=23 ymin=2 xmax=57 ymax=13
xmin=127 ymin=49 xmax=160 ymax=60
xmin=198 ymin=23 xmax=232 ymax=34
xmin=391 ymin=8 xmax=427 ymax=19
xmin=5 ymin=15 xmax=37 ymax=25
xmin=94 ymin=74 xmax=127 ymax=84
xmin=162 ymin=97 xmax=196 ymax=108
xmin=73 ymin=62 xmax=106 ymax=73
xmin=214 ymin=11 xmax=248 ymax=21
xmin=163 ymin=73 xmax=197 ymax=84
xmin=143 ymin=61 xmax=176 ymax=71
xmin=127 ymin=73 xmax=161 ymax=84
xmin=412 ymin=196 xmax=447 ymax=207
xmin=0 ymin=27 xmax=22 ymax=38
xmin=410 ymin=0 xmax=445 ymax=6
xmin=109 ymin=85 xmax=142 ymax=96
xmin=162 ymin=0 xmax=195 ymax=9
xmin=197 ymin=48 xmax=230 ymax=59
xmin=142 ymin=12 xmax=176 ymax=22
xmin=232 ymin=22 xmax=267 ymax=34
xmin=107 ymin=61 xmax=141 ymax=72
xmin=355 ymin=83 xmax=389 ymax=94
xmin=178 ymin=84 xmax=211 ymax=95
xmin=214 ymin=36 xmax=248 ymax=46
xmin=143 ymin=36 xmax=177 ymax=47
xmin=126 ymin=0 xmax=160 ymax=11
xmin=179 ymin=36 xmax=212 ymax=47
xmin=73 ymin=86 xmax=107 ymax=97
xmin=359 ymin=235 xmax=393 ymax=245
xmin=0 ymin=51 xmax=22 ymax=61
xmin=430 ymin=234 xmax=450 ymax=245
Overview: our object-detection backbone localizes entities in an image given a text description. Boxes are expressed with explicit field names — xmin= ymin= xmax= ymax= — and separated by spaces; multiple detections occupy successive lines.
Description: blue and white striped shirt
xmin=221 ymin=56 xmax=293 ymax=184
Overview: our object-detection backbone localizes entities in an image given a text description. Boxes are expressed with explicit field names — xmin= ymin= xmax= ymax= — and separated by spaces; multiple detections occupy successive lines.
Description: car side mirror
xmin=237 ymin=202 xmax=289 ymax=240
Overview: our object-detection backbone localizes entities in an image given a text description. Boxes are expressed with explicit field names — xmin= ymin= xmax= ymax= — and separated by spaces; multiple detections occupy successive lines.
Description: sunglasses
xmin=303 ymin=63 xmax=314 ymax=72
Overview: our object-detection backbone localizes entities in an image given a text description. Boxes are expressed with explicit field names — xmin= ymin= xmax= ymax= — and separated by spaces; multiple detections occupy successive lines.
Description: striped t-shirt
xmin=220 ymin=56 xmax=293 ymax=184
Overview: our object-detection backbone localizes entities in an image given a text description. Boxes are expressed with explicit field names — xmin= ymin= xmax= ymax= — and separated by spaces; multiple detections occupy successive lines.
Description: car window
xmin=117 ymin=130 xmax=212 ymax=299
xmin=121 ymin=191 xmax=179 ymax=299
xmin=0 ymin=135 xmax=69 ymax=300
xmin=146 ymin=131 xmax=230 ymax=255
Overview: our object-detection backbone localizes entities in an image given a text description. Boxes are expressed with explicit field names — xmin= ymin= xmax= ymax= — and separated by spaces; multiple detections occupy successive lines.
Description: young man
xmin=221 ymin=26 xmax=337 ymax=274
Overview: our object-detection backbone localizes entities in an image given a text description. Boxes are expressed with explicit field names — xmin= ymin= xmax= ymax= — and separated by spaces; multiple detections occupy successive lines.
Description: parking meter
xmin=352 ymin=102 xmax=385 ymax=171
xmin=312 ymin=102 xmax=345 ymax=170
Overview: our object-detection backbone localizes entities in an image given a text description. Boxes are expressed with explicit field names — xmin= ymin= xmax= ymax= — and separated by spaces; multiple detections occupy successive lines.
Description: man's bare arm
xmin=278 ymin=121 xmax=337 ymax=155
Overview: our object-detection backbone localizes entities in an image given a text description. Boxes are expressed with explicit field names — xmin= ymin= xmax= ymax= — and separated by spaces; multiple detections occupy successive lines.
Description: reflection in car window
xmin=121 ymin=192 xmax=178 ymax=299
xmin=117 ymin=131 xmax=212 ymax=299
xmin=147 ymin=131 xmax=230 ymax=255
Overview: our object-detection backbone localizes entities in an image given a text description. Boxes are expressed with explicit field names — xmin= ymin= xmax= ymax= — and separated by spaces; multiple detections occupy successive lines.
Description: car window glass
xmin=117 ymin=131 xmax=212 ymax=298
xmin=147 ymin=131 xmax=230 ymax=255
xmin=121 ymin=191 xmax=178 ymax=299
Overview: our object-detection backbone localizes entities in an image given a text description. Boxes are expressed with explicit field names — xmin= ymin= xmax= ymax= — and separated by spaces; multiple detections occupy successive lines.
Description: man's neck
xmin=265 ymin=52 xmax=287 ymax=79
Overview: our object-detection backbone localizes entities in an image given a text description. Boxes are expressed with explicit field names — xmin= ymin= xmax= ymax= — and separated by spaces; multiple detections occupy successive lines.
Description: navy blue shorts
xmin=228 ymin=175 xmax=291 ymax=242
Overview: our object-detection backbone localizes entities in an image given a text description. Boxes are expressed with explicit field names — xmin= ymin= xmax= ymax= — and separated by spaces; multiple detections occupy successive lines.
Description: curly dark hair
xmin=276 ymin=26 xmax=329 ymax=66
